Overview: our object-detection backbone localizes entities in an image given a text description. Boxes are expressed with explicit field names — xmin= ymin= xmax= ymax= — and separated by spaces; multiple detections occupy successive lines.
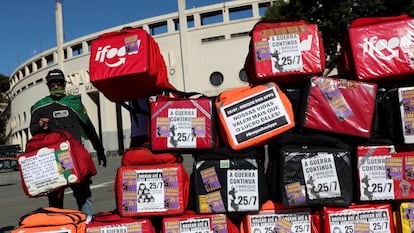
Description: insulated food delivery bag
xmin=191 ymin=146 xmax=268 ymax=214
xmin=323 ymin=204 xmax=394 ymax=233
xmin=115 ymin=163 xmax=189 ymax=217
xmin=150 ymin=92 xmax=218 ymax=151
xmin=216 ymin=82 xmax=295 ymax=150
xmin=240 ymin=201 xmax=320 ymax=233
xmin=267 ymin=131 xmax=353 ymax=207
xmin=357 ymin=147 xmax=414 ymax=201
xmin=162 ymin=210 xmax=239 ymax=233
xmin=18 ymin=130 xmax=97 ymax=198
xmin=86 ymin=211 xmax=156 ymax=233
xmin=299 ymin=76 xmax=377 ymax=138
xmin=244 ymin=19 xmax=325 ymax=85
xmin=380 ymin=86 xmax=414 ymax=145
xmin=12 ymin=207 xmax=86 ymax=233
xmin=338 ymin=15 xmax=414 ymax=82
xmin=89 ymin=27 xmax=174 ymax=102
xmin=398 ymin=202 xmax=414 ymax=233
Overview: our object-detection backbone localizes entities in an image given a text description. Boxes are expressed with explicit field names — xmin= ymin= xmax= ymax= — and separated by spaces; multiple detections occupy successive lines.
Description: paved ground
xmin=0 ymin=154 xmax=194 ymax=232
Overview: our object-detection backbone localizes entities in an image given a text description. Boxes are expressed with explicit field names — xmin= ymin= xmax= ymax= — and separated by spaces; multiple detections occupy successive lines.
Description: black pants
xmin=48 ymin=178 xmax=92 ymax=211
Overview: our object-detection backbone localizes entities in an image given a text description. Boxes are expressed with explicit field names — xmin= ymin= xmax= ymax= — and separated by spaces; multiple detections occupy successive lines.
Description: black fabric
xmin=380 ymin=87 xmax=405 ymax=145
xmin=189 ymin=146 xmax=269 ymax=215
xmin=30 ymin=103 xmax=82 ymax=142
xmin=48 ymin=178 xmax=92 ymax=211
xmin=46 ymin=69 xmax=65 ymax=82
xmin=266 ymin=131 xmax=353 ymax=207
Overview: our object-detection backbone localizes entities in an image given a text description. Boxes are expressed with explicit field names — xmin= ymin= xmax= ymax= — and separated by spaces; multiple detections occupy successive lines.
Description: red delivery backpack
xmin=338 ymin=14 xmax=414 ymax=83
xmin=86 ymin=211 xmax=156 ymax=233
xmin=116 ymin=145 xmax=188 ymax=217
xmin=115 ymin=163 xmax=189 ymax=217
xmin=240 ymin=200 xmax=321 ymax=233
xmin=162 ymin=210 xmax=239 ymax=233
xmin=323 ymin=204 xmax=395 ymax=233
xmin=89 ymin=27 xmax=175 ymax=102
xmin=244 ymin=19 xmax=326 ymax=85
xmin=121 ymin=144 xmax=183 ymax=166
xmin=298 ymin=76 xmax=377 ymax=138
xmin=357 ymin=146 xmax=414 ymax=201
xmin=18 ymin=130 xmax=97 ymax=198
xmin=150 ymin=89 xmax=218 ymax=151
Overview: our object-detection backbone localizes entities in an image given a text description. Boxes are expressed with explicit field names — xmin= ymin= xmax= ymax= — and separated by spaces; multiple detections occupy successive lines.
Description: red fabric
xmin=121 ymin=146 xmax=182 ymax=166
xmin=89 ymin=27 xmax=175 ymax=102
xmin=162 ymin=210 xmax=239 ymax=233
xmin=338 ymin=14 xmax=414 ymax=82
xmin=245 ymin=19 xmax=325 ymax=85
xmin=18 ymin=130 xmax=97 ymax=198
xmin=115 ymin=163 xmax=189 ymax=217
xmin=240 ymin=200 xmax=320 ymax=233
xmin=357 ymin=147 xmax=414 ymax=201
xmin=86 ymin=211 xmax=155 ymax=233
xmin=150 ymin=95 xmax=218 ymax=151
xmin=322 ymin=204 xmax=394 ymax=233
xmin=302 ymin=76 xmax=377 ymax=138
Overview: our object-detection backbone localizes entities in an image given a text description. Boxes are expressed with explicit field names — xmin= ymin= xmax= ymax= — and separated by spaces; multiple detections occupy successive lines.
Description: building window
xmin=201 ymin=10 xmax=223 ymax=26
xmin=35 ymin=59 xmax=42 ymax=70
xmin=229 ymin=6 xmax=253 ymax=20
xmin=259 ymin=3 xmax=270 ymax=16
xmin=201 ymin=35 xmax=225 ymax=43
xmin=149 ymin=21 xmax=168 ymax=35
xmin=174 ymin=15 xmax=194 ymax=30
xmin=210 ymin=72 xmax=224 ymax=86
xmin=46 ymin=54 xmax=54 ymax=66
xmin=239 ymin=69 xmax=248 ymax=82
xmin=72 ymin=44 xmax=83 ymax=57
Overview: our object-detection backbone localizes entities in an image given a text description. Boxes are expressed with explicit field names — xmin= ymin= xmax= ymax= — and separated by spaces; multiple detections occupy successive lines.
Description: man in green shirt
xmin=30 ymin=69 xmax=106 ymax=220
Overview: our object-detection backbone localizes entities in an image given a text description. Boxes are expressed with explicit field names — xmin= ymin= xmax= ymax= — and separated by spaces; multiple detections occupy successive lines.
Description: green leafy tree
xmin=0 ymin=74 xmax=10 ymax=144
xmin=262 ymin=0 xmax=414 ymax=73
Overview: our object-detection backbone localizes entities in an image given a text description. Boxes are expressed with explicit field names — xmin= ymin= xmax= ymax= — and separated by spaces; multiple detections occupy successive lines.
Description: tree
xmin=0 ymin=74 xmax=10 ymax=144
xmin=262 ymin=0 xmax=414 ymax=74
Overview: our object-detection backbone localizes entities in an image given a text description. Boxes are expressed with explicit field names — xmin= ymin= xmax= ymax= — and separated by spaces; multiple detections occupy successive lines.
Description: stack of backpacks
xmin=14 ymin=14 xmax=414 ymax=233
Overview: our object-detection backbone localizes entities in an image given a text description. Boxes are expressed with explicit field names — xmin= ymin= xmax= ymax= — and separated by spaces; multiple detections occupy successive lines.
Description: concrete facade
xmin=7 ymin=0 xmax=270 ymax=154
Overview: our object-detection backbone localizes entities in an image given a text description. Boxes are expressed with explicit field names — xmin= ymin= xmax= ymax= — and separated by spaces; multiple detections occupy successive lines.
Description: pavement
xmin=0 ymin=154 xmax=194 ymax=232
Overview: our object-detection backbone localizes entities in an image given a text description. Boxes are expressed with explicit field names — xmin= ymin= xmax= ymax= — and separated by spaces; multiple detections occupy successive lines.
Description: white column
xmin=55 ymin=0 xmax=64 ymax=70
xmin=178 ymin=0 xmax=188 ymax=90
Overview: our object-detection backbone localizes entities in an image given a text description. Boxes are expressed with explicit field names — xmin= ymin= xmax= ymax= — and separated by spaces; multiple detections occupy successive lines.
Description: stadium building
xmin=6 ymin=0 xmax=271 ymax=155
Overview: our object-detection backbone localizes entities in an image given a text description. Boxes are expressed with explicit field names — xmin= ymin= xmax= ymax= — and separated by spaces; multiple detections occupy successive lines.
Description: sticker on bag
xmin=220 ymin=86 xmax=291 ymax=145
xmin=227 ymin=169 xmax=259 ymax=212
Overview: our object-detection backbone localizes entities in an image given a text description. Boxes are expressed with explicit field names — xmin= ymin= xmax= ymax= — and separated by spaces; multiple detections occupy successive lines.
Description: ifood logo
xmin=362 ymin=31 xmax=413 ymax=61
xmin=94 ymin=41 xmax=140 ymax=68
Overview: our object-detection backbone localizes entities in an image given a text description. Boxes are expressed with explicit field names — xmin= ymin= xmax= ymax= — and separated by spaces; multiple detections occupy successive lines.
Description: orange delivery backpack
xmin=12 ymin=207 xmax=86 ymax=233
xmin=215 ymin=82 xmax=295 ymax=150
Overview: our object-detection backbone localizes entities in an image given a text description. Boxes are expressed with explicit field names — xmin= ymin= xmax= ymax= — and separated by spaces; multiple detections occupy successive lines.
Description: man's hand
xmin=97 ymin=151 xmax=107 ymax=167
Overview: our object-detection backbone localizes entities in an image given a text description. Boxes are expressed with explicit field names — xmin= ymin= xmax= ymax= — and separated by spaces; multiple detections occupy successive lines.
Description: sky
xmin=0 ymin=0 xmax=225 ymax=76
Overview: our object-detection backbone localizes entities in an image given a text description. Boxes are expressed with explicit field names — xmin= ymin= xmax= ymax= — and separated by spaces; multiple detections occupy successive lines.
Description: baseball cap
xmin=46 ymin=69 xmax=65 ymax=82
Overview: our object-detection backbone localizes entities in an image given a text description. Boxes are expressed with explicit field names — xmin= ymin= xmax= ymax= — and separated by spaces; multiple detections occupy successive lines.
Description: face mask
xmin=49 ymin=87 xmax=65 ymax=97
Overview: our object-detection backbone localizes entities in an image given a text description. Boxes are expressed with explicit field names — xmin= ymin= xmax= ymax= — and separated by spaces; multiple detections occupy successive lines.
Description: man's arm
xmin=30 ymin=109 xmax=49 ymax=135
xmin=80 ymin=118 xmax=107 ymax=167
